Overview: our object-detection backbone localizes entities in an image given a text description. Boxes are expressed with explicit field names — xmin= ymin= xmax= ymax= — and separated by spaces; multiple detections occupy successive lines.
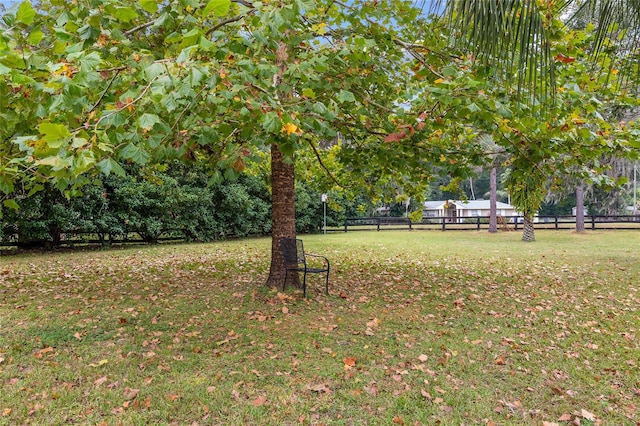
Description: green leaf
xmin=467 ymin=102 xmax=481 ymax=113
xmin=302 ymin=88 xmax=316 ymax=99
xmin=3 ymin=199 xmax=19 ymax=211
xmin=16 ymin=2 xmax=36 ymax=25
xmin=137 ymin=113 xmax=161 ymax=131
xmin=114 ymin=7 xmax=138 ymax=23
xmin=37 ymin=156 xmax=70 ymax=169
xmin=139 ymin=0 xmax=159 ymax=13
xmin=145 ymin=62 xmax=166 ymax=81
xmin=0 ymin=64 xmax=10 ymax=75
xmin=38 ymin=123 xmax=71 ymax=148
xmin=74 ymin=151 xmax=96 ymax=175
xmin=204 ymin=0 xmax=231 ymax=17
xmin=28 ymin=29 xmax=44 ymax=45
xmin=120 ymin=143 xmax=150 ymax=165
xmin=0 ymin=174 xmax=15 ymax=194
xmin=27 ymin=184 xmax=44 ymax=197
xmin=79 ymin=52 xmax=102 ymax=70
xmin=337 ymin=90 xmax=356 ymax=103
xmin=262 ymin=112 xmax=281 ymax=133
xmin=97 ymin=158 xmax=126 ymax=176
xmin=177 ymin=45 xmax=197 ymax=64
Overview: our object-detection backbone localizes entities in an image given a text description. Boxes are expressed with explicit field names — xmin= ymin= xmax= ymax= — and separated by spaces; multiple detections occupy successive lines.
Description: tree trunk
xmin=575 ymin=183 xmax=585 ymax=232
xmin=489 ymin=167 xmax=497 ymax=233
xmin=522 ymin=212 xmax=535 ymax=242
xmin=266 ymin=143 xmax=298 ymax=290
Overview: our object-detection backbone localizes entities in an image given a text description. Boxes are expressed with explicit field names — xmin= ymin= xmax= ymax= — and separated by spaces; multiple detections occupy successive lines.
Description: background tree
xmin=426 ymin=0 xmax=640 ymax=241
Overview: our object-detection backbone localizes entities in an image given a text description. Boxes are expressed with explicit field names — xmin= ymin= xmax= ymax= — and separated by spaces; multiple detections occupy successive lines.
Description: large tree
xmin=0 ymin=0 xmax=432 ymax=288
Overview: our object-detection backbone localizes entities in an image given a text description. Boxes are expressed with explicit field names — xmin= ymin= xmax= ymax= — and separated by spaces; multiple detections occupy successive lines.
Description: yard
xmin=1 ymin=231 xmax=639 ymax=425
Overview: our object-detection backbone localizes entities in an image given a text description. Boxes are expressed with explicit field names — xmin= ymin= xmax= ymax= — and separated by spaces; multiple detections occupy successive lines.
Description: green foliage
xmin=0 ymin=0 xmax=428 ymax=199
xmin=1 ymin=164 xmax=274 ymax=246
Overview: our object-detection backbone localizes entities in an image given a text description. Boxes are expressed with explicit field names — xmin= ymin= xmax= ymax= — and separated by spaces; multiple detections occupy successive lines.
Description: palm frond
xmin=566 ymin=0 xmax=640 ymax=88
xmin=427 ymin=0 xmax=640 ymax=101
xmin=427 ymin=0 xmax=555 ymax=103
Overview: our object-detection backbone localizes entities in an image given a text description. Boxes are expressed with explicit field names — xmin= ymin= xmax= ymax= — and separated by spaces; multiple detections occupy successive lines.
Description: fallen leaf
xmin=494 ymin=354 xmax=506 ymax=365
xmin=542 ymin=422 xmax=559 ymax=426
xmin=418 ymin=354 xmax=428 ymax=362
xmin=94 ymin=376 xmax=108 ymax=387
xmin=392 ymin=416 xmax=405 ymax=425
xmin=89 ymin=359 xmax=108 ymax=367
xmin=558 ymin=413 xmax=572 ymax=421
xmin=580 ymin=409 xmax=595 ymax=421
xmin=34 ymin=347 xmax=54 ymax=358
xmin=307 ymin=383 xmax=330 ymax=393
xmin=123 ymin=388 xmax=139 ymax=400
xmin=251 ymin=395 xmax=267 ymax=406
xmin=366 ymin=318 xmax=381 ymax=328
xmin=343 ymin=357 xmax=356 ymax=368
xmin=364 ymin=383 xmax=378 ymax=396
xmin=2 ymin=408 xmax=11 ymax=417
xmin=282 ymin=307 xmax=289 ymax=314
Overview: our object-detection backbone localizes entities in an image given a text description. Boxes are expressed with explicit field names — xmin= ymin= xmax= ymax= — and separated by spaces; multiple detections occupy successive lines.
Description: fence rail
xmin=336 ymin=215 xmax=640 ymax=232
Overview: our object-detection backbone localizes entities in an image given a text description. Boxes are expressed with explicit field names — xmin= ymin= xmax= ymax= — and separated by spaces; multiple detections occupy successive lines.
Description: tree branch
xmin=81 ymin=76 xmax=158 ymax=132
xmin=124 ymin=21 xmax=155 ymax=36
xmin=88 ymin=69 xmax=121 ymax=114
xmin=206 ymin=11 xmax=254 ymax=35
xmin=306 ymin=138 xmax=345 ymax=189
xmin=232 ymin=0 xmax=254 ymax=8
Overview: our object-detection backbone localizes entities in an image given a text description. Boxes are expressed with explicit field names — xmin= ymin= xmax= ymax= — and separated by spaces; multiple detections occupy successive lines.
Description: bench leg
xmin=302 ymin=272 xmax=307 ymax=298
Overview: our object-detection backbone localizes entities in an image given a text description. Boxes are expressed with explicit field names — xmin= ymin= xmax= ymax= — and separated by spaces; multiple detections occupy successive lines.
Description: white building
xmin=423 ymin=200 xmax=517 ymax=222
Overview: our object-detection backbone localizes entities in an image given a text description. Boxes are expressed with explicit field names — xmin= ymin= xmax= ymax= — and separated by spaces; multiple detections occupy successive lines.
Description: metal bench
xmin=279 ymin=238 xmax=330 ymax=297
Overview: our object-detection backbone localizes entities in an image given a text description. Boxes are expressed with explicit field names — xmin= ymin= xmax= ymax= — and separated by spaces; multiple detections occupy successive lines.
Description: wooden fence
xmin=335 ymin=215 xmax=640 ymax=232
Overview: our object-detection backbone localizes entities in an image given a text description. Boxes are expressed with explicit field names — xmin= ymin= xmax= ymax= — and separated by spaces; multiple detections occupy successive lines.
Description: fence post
xmin=408 ymin=218 xmax=412 ymax=231
xmin=555 ymin=215 xmax=558 ymax=230
xmin=477 ymin=216 xmax=480 ymax=230
xmin=514 ymin=216 xmax=519 ymax=230
xmin=591 ymin=215 xmax=595 ymax=230
xmin=441 ymin=216 xmax=446 ymax=231
xmin=377 ymin=217 xmax=380 ymax=231
xmin=344 ymin=219 xmax=348 ymax=233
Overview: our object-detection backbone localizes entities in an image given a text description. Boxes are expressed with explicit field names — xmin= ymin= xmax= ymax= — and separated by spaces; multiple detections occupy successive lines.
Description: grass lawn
xmin=1 ymin=230 xmax=639 ymax=425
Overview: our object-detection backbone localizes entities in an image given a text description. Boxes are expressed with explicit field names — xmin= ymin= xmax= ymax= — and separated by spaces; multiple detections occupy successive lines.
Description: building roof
xmin=424 ymin=200 xmax=514 ymax=210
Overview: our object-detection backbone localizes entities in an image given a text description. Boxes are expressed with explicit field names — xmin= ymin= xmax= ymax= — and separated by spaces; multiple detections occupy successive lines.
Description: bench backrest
xmin=280 ymin=238 xmax=305 ymax=269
